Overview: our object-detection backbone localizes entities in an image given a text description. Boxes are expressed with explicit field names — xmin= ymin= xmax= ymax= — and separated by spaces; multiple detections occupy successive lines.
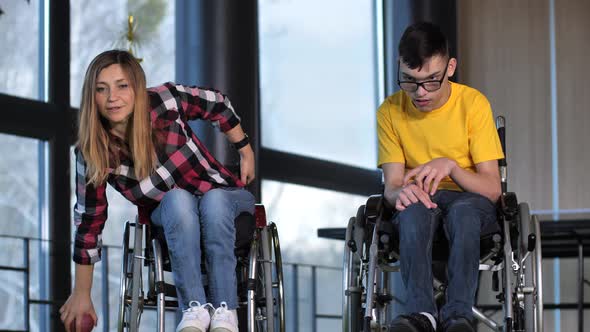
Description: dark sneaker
xmin=442 ymin=316 xmax=474 ymax=332
xmin=389 ymin=313 xmax=436 ymax=332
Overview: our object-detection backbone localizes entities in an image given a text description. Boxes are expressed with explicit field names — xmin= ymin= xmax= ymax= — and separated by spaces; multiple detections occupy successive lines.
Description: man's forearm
xmin=450 ymin=167 xmax=501 ymax=202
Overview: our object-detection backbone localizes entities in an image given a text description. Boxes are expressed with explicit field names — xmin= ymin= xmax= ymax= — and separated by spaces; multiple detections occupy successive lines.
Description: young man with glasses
xmin=378 ymin=22 xmax=504 ymax=332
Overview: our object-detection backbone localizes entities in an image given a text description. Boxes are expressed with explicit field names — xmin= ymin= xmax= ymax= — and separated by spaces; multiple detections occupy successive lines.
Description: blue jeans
xmin=150 ymin=187 xmax=255 ymax=310
xmin=391 ymin=190 xmax=497 ymax=322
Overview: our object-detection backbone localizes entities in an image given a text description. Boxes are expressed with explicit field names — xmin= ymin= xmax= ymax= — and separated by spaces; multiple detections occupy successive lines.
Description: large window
xmin=259 ymin=0 xmax=379 ymax=169
xmin=0 ymin=0 xmax=49 ymax=329
xmin=258 ymin=3 xmax=381 ymax=329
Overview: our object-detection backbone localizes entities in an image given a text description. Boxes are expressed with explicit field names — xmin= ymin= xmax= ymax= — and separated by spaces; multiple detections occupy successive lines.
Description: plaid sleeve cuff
xmin=73 ymin=232 xmax=102 ymax=265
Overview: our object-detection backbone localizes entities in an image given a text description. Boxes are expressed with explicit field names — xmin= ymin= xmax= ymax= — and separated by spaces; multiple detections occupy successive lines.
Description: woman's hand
xmin=59 ymin=291 xmax=97 ymax=332
xmin=239 ymin=145 xmax=255 ymax=185
xmin=223 ymin=125 xmax=256 ymax=185
xmin=60 ymin=264 xmax=96 ymax=332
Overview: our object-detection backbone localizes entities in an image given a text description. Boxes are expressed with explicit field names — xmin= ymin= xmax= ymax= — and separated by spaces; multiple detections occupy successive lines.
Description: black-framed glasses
xmin=397 ymin=59 xmax=450 ymax=92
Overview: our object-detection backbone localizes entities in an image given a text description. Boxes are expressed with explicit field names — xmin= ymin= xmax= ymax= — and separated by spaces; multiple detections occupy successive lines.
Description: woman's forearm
xmin=73 ymin=263 xmax=95 ymax=295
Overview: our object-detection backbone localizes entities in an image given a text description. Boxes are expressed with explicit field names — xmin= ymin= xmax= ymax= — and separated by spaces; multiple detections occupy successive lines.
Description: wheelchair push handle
xmin=496 ymin=116 xmax=507 ymax=167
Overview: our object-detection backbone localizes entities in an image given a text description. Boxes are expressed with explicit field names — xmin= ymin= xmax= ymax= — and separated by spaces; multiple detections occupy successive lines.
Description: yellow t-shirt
xmin=377 ymin=82 xmax=504 ymax=191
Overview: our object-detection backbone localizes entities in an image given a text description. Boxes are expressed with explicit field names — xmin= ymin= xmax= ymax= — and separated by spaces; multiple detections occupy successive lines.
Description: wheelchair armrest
xmin=365 ymin=194 xmax=383 ymax=220
xmin=499 ymin=192 xmax=518 ymax=217
xmin=365 ymin=194 xmax=396 ymax=222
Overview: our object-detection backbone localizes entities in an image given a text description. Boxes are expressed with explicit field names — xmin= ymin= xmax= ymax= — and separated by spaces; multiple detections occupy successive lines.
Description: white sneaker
xmin=176 ymin=301 xmax=212 ymax=332
xmin=210 ymin=302 xmax=239 ymax=332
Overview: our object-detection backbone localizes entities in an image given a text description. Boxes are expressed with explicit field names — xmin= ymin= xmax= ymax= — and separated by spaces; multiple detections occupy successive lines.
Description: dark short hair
xmin=398 ymin=22 xmax=449 ymax=69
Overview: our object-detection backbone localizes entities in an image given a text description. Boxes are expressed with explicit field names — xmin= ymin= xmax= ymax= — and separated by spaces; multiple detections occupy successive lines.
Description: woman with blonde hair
xmin=59 ymin=49 xmax=255 ymax=332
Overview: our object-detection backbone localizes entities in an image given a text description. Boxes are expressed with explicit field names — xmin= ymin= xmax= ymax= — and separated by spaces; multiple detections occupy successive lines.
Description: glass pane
xmin=0 ymin=134 xmax=40 ymax=330
xmin=259 ymin=0 xmax=378 ymax=169
xmin=262 ymin=180 xmax=362 ymax=331
xmin=70 ymin=0 xmax=176 ymax=107
xmin=0 ymin=0 xmax=40 ymax=99
xmin=0 ymin=134 xmax=39 ymax=237
xmin=261 ymin=180 xmax=366 ymax=266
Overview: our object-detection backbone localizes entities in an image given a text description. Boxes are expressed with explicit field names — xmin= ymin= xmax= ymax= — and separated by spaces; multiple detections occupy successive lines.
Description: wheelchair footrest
xmin=151 ymin=281 xmax=177 ymax=297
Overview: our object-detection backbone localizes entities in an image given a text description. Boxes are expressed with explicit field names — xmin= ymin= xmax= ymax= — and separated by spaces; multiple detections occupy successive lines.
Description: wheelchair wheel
xmin=518 ymin=203 xmax=542 ymax=331
xmin=247 ymin=223 xmax=285 ymax=332
xmin=532 ymin=215 xmax=544 ymax=332
xmin=342 ymin=206 xmax=367 ymax=332
xmin=117 ymin=221 xmax=131 ymax=332
xmin=269 ymin=222 xmax=286 ymax=331
xmin=117 ymin=221 xmax=144 ymax=332
xmin=517 ymin=203 xmax=533 ymax=331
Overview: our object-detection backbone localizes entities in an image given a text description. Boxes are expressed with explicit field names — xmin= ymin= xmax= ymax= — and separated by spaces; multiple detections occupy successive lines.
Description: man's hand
xmin=395 ymin=182 xmax=437 ymax=211
xmin=403 ymin=158 xmax=457 ymax=195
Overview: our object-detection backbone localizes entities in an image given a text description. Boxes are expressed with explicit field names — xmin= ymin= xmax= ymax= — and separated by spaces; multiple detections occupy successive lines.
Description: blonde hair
xmin=78 ymin=49 xmax=157 ymax=186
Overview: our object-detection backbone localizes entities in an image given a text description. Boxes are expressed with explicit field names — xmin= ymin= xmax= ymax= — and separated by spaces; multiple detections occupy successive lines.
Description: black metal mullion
xmin=0 ymin=94 xmax=56 ymax=140
xmin=47 ymin=1 xmax=71 ymax=331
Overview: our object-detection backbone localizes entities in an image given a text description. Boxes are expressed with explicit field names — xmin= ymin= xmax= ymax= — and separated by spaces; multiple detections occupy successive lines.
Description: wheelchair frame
xmin=117 ymin=204 xmax=286 ymax=332
xmin=342 ymin=116 xmax=544 ymax=332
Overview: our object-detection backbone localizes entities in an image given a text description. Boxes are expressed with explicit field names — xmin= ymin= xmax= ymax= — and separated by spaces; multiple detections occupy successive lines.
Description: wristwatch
xmin=233 ymin=133 xmax=250 ymax=150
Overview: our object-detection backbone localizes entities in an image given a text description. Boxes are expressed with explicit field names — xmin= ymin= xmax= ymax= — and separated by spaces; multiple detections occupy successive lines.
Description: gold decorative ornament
xmin=126 ymin=15 xmax=143 ymax=62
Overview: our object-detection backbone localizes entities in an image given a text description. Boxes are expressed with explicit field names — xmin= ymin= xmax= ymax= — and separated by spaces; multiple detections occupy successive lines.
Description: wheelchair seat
xmin=370 ymin=198 xmax=503 ymax=263
xmin=145 ymin=211 xmax=257 ymax=272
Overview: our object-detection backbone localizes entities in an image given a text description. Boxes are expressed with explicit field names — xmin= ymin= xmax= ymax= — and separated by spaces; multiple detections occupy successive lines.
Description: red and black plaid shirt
xmin=73 ymin=82 xmax=244 ymax=265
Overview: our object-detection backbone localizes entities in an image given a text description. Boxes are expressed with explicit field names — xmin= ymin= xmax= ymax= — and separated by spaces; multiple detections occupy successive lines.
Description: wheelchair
xmin=342 ymin=117 xmax=543 ymax=332
xmin=117 ymin=204 xmax=286 ymax=332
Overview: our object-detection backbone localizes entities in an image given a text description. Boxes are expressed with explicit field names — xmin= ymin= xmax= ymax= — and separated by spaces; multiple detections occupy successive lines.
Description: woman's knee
xmin=200 ymin=188 xmax=254 ymax=217
xmin=198 ymin=189 xmax=236 ymax=228
xmin=161 ymin=188 xmax=196 ymax=205
xmin=157 ymin=189 xmax=198 ymax=228
xmin=200 ymin=188 xmax=233 ymax=211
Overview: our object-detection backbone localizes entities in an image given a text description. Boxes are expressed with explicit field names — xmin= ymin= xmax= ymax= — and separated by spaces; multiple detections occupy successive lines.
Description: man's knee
xmin=445 ymin=194 xmax=496 ymax=244
xmin=448 ymin=192 xmax=494 ymax=213
xmin=396 ymin=203 xmax=439 ymax=240
xmin=450 ymin=192 xmax=495 ymax=213
xmin=397 ymin=201 xmax=435 ymax=219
